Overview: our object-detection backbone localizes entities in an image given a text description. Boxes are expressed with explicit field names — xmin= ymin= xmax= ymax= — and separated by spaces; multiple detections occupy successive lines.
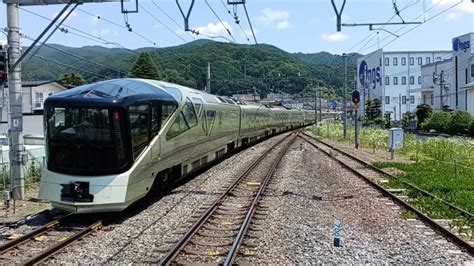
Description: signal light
xmin=351 ymin=90 xmax=360 ymax=104
xmin=113 ymin=111 xmax=120 ymax=120
xmin=0 ymin=49 xmax=6 ymax=83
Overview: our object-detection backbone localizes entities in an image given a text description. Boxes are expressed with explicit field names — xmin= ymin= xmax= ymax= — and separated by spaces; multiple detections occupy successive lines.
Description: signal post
xmin=351 ymin=90 xmax=360 ymax=149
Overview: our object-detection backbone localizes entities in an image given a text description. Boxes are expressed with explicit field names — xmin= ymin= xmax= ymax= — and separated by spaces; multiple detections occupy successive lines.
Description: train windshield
xmin=46 ymin=107 xmax=127 ymax=175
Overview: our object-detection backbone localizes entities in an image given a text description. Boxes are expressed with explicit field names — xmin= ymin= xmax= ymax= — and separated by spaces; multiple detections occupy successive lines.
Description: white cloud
xmin=258 ymin=8 xmax=291 ymax=30
xmin=195 ymin=21 xmax=233 ymax=36
xmin=52 ymin=10 xmax=77 ymax=21
xmin=321 ymin=32 xmax=350 ymax=41
xmin=276 ymin=20 xmax=290 ymax=30
xmin=431 ymin=0 xmax=474 ymax=18
xmin=445 ymin=12 xmax=462 ymax=21
xmin=259 ymin=8 xmax=290 ymax=25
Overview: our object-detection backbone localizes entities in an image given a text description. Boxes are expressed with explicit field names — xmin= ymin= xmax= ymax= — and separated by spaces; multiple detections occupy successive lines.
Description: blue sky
xmin=0 ymin=0 xmax=473 ymax=55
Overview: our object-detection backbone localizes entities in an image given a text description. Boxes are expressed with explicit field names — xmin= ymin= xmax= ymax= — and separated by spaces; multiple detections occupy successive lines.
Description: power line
xmin=220 ymin=0 xmax=250 ymax=43
xmin=361 ymin=0 xmax=446 ymax=52
xmin=151 ymin=0 xmax=196 ymax=40
xmin=32 ymin=54 xmax=111 ymax=79
xmin=381 ymin=0 xmax=463 ymax=50
xmin=204 ymin=0 xmax=236 ymax=43
xmin=20 ymin=32 xmax=127 ymax=76
xmin=344 ymin=0 xmax=419 ymax=53
xmin=137 ymin=3 xmax=189 ymax=43
xmin=20 ymin=7 xmax=130 ymax=50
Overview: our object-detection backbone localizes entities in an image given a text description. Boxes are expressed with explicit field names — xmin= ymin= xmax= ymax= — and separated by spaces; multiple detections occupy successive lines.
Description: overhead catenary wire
xmin=361 ymin=0 xmax=450 ymax=52
xmin=344 ymin=0 xmax=419 ymax=53
xmin=20 ymin=7 xmax=130 ymax=50
xmin=381 ymin=0 xmax=463 ymax=50
xmin=32 ymin=54 xmax=111 ymax=79
xmin=150 ymin=0 xmax=196 ymax=40
xmin=137 ymin=3 xmax=189 ymax=43
xmin=19 ymin=32 xmax=127 ymax=76
xmin=220 ymin=0 xmax=251 ymax=43
xmin=204 ymin=0 xmax=236 ymax=43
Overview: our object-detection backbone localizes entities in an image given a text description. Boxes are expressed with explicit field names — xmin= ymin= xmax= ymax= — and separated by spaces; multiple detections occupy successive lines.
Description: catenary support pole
xmin=206 ymin=62 xmax=211 ymax=93
xmin=342 ymin=53 xmax=348 ymax=139
xmin=7 ymin=3 xmax=24 ymax=200
xmin=354 ymin=109 xmax=359 ymax=149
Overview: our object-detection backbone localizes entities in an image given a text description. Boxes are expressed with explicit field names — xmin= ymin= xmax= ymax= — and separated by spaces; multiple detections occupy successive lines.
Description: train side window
xmin=151 ymin=105 xmax=160 ymax=136
xmin=192 ymin=97 xmax=203 ymax=115
xmin=166 ymin=112 xmax=189 ymax=140
xmin=129 ymin=104 xmax=150 ymax=159
xmin=161 ymin=103 xmax=176 ymax=128
xmin=206 ymin=110 xmax=216 ymax=135
xmin=183 ymin=99 xmax=198 ymax=128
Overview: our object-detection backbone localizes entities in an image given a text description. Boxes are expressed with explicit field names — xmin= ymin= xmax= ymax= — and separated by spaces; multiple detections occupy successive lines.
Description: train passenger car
xmin=39 ymin=79 xmax=309 ymax=213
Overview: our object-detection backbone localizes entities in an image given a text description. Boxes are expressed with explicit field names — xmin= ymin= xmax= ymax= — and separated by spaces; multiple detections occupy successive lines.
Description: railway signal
xmin=0 ymin=45 xmax=7 ymax=83
xmin=351 ymin=90 xmax=360 ymax=104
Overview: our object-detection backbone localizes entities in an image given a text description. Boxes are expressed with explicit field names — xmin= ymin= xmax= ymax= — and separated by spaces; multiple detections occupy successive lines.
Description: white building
xmin=357 ymin=49 xmax=451 ymax=120
xmin=420 ymin=33 xmax=474 ymax=115
xmin=1 ymin=80 xmax=66 ymax=120
xmin=420 ymin=59 xmax=454 ymax=110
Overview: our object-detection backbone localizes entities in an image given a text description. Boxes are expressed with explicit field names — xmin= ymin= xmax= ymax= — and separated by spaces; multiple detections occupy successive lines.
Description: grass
xmin=374 ymin=161 xmax=474 ymax=216
xmin=314 ymin=121 xmax=474 ymax=168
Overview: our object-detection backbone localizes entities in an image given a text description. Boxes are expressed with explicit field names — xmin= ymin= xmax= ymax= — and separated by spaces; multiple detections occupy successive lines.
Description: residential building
xmin=1 ymin=80 xmax=66 ymax=121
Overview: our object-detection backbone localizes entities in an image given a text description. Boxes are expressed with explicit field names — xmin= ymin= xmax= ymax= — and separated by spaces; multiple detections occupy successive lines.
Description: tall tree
xmin=129 ymin=52 xmax=162 ymax=80
xmin=57 ymin=72 xmax=86 ymax=87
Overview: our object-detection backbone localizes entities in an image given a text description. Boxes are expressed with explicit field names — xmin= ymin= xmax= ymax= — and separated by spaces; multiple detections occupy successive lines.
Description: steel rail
xmin=0 ymin=212 xmax=72 ymax=254
xmin=301 ymin=132 xmax=473 ymax=218
xmin=299 ymin=134 xmax=474 ymax=256
xmin=159 ymin=133 xmax=294 ymax=265
xmin=224 ymin=134 xmax=296 ymax=265
xmin=22 ymin=220 xmax=103 ymax=265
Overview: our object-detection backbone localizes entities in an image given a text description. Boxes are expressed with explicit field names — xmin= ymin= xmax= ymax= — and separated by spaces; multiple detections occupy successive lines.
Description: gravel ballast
xmin=46 ymin=134 xmax=289 ymax=264
xmin=235 ymin=138 xmax=472 ymax=264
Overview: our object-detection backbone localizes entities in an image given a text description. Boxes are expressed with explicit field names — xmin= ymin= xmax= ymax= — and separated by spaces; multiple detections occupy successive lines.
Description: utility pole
xmin=439 ymin=70 xmax=444 ymax=110
xmin=318 ymin=88 xmax=322 ymax=122
xmin=314 ymin=86 xmax=318 ymax=125
xmin=7 ymin=3 xmax=24 ymax=200
xmin=342 ymin=53 xmax=348 ymax=139
xmin=398 ymin=93 xmax=402 ymax=121
xmin=206 ymin=62 xmax=211 ymax=93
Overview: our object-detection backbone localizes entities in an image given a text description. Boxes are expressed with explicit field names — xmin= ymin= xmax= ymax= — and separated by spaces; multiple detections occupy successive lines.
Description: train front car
xmin=39 ymin=79 xmax=178 ymax=213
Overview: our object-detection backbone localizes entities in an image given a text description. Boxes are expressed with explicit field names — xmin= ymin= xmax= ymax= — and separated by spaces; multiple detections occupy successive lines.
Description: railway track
xmin=159 ymin=132 xmax=297 ymax=265
xmin=0 ymin=214 xmax=102 ymax=264
xmin=299 ymin=132 xmax=474 ymax=256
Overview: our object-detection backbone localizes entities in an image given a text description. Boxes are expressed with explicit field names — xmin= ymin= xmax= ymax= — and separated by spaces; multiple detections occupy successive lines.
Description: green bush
xmin=469 ymin=121 xmax=474 ymax=137
xmin=416 ymin=104 xmax=433 ymax=129
xmin=447 ymin=111 xmax=472 ymax=135
xmin=428 ymin=111 xmax=451 ymax=133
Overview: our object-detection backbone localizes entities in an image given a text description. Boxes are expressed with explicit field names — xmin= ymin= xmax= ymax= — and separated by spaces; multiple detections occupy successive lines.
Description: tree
xmin=401 ymin=111 xmax=416 ymax=130
xmin=428 ymin=111 xmax=451 ymax=133
xmin=415 ymin=104 xmax=432 ymax=129
xmin=57 ymin=72 xmax=86 ymax=87
xmin=447 ymin=111 xmax=472 ymax=135
xmin=365 ymin=98 xmax=382 ymax=125
xmin=129 ymin=52 xmax=162 ymax=80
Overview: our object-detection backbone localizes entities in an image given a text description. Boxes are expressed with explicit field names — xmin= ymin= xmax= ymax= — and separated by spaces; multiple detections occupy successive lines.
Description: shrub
xmin=428 ymin=111 xmax=450 ymax=133
xmin=401 ymin=112 xmax=416 ymax=130
xmin=416 ymin=104 xmax=432 ymax=129
xmin=469 ymin=121 xmax=474 ymax=137
xmin=447 ymin=111 xmax=472 ymax=135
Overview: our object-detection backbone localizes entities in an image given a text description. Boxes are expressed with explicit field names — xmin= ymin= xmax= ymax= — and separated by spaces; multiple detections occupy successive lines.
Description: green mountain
xmin=22 ymin=40 xmax=361 ymax=97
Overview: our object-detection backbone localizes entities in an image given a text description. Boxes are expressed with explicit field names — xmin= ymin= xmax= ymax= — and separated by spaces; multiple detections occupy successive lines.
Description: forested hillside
xmin=22 ymin=40 xmax=361 ymax=97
